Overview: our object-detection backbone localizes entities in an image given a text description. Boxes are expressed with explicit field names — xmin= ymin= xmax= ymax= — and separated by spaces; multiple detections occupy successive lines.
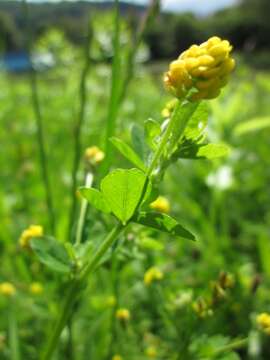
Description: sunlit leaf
xmin=133 ymin=211 xmax=196 ymax=240
xmin=110 ymin=137 xmax=147 ymax=171
xmin=79 ymin=187 xmax=111 ymax=213
xmin=101 ymin=168 xmax=147 ymax=224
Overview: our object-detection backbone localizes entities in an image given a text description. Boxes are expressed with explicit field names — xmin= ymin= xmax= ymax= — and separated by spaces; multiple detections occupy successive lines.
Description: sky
xmin=29 ymin=0 xmax=240 ymax=15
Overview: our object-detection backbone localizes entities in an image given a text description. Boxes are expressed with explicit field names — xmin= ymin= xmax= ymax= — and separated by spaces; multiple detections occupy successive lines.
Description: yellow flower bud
xmin=116 ymin=308 xmax=130 ymax=322
xmin=29 ymin=282 xmax=44 ymax=295
xmin=84 ymin=146 xmax=105 ymax=166
xmin=112 ymin=355 xmax=123 ymax=360
xmin=161 ymin=99 xmax=178 ymax=118
xmin=150 ymin=196 xmax=170 ymax=213
xmin=0 ymin=282 xmax=16 ymax=297
xmin=256 ymin=313 xmax=270 ymax=335
xmin=19 ymin=225 xmax=43 ymax=249
xmin=145 ymin=346 xmax=157 ymax=358
xmin=164 ymin=36 xmax=235 ymax=101
xmin=144 ymin=267 xmax=164 ymax=286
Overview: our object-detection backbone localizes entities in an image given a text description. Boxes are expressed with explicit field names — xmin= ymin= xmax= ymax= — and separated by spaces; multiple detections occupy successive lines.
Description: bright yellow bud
xmin=0 ymin=282 xmax=16 ymax=297
xmin=256 ymin=313 xmax=270 ymax=335
xmin=19 ymin=225 xmax=43 ymax=249
xmin=29 ymin=282 xmax=44 ymax=295
xmin=144 ymin=267 xmax=164 ymax=286
xmin=145 ymin=346 xmax=157 ymax=358
xmin=164 ymin=36 xmax=235 ymax=101
xmin=112 ymin=355 xmax=123 ymax=360
xmin=150 ymin=196 xmax=170 ymax=213
xmin=84 ymin=146 xmax=105 ymax=165
xmin=116 ymin=308 xmax=130 ymax=322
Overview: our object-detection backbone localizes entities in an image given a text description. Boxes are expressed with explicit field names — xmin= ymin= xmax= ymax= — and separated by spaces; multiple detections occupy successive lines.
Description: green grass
xmin=0 ymin=52 xmax=270 ymax=359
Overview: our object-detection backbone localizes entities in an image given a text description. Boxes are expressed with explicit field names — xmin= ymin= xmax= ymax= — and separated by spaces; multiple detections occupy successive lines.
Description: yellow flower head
xmin=29 ymin=282 xmax=44 ymax=295
xmin=0 ymin=282 xmax=16 ymax=297
xmin=161 ymin=99 xmax=178 ymax=118
xmin=145 ymin=346 xmax=157 ymax=358
xmin=192 ymin=297 xmax=213 ymax=318
xmin=256 ymin=313 xmax=270 ymax=335
xmin=112 ymin=355 xmax=123 ymax=360
xmin=116 ymin=308 xmax=130 ymax=322
xmin=19 ymin=225 xmax=43 ymax=249
xmin=84 ymin=146 xmax=105 ymax=165
xmin=150 ymin=196 xmax=170 ymax=213
xmin=164 ymin=36 xmax=235 ymax=101
xmin=144 ymin=267 xmax=164 ymax=286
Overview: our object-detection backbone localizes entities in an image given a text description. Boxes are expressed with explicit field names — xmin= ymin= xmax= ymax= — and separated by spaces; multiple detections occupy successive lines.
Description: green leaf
xmin=184 ymin=101 xmax=208 ymax=141
xmin=144 ymin=118 xmax=161 ymax=150
xmin=110 ymin=137 xmax=147 ymax=171
xmin=139 ymin=237 xmax=164 ymax=251
xmin=131 ymin=124 xmax=149 ymax=162
xmin=30 ymin=237 xmax=71 ymax=273
xmin=133 ymin=211 xmax=196 ymax=241
xmin=168 ymin=100 xmax=199 ymax=154
xmin=177 ymin=143 xmax=230 ymax=160
xmin=101 ymin=168 xmax=147 ymax=225
xmin=79 ymin=187 xmax=111 ymax=213
xmin=234 ymin=116 xmax=270 ymax=136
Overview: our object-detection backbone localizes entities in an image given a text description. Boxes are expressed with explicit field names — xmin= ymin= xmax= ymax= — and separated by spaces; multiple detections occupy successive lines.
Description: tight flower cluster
xmin=19 ymin=225 xmax=43 ymax=249
xmin=164 ymin=36 xmax=235 ymax=101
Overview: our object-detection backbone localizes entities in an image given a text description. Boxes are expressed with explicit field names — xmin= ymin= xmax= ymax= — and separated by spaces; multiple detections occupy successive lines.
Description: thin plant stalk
xmin=102 ymin=0 xmax=122 ymax=173
xmin=119 ymin=0 xmax=160 ymax=103
xmin=67 ymin=20 xmax=92 ymax=242
xmin=22 ymin=0 xmax=55 ymax=235
xmin=75 ymin=171 xmax=93 ymax=246
xmin=41 ymin=100 xmax=192 ymax=359
xmin=101 ymin=0 xmax=160 ymax=175
xmin=8 ymin=299 xmax=20 ymax=360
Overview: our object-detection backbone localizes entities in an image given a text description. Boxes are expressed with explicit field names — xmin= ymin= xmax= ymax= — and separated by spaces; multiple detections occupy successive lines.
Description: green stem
xmin=67 ymin=19 xmax=92 ymax=242
xmin=214 ymin=338 xmax=248 ymax=355
xmin=80 ymin=222 xmax=124 ymax=281
xmin=22 ymin=0 xmax=55 ymax=235
xmin=8 ymin=300 xmax=20 ymax=360
xmin=75 ymin=172 xmax=93 ymax=246
xmin=42 ymin=223 xmax=123 ymax=360
xmin=41 ymin=281 xmax=81 ymax=360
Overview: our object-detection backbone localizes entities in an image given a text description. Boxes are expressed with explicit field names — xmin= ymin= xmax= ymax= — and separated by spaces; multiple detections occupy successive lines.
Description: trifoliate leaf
xmin=101 ymin=168 xmax=147 ymax=225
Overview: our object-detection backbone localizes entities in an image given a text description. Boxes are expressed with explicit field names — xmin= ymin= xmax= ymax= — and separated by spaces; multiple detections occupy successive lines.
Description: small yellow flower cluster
xmin=29 ymin=282 xmax=44 ymax=295
xmin=150 ymin=196 xmax=170 ymax=214
xmin=144 ymin=267 xmax=164 ymax=286
xmin=161 ymin=99 xmax=178 ymax=118
xmin=19 ymin=225 xmax=43 ymax=249
xmin=256 ymin=313 xmax=270 ymax=335
xmin=116 ymin=308 xmax=130 ymax=322
xmin=84 ymin=146 xmax=105 ymax=166
xmin=145 ymin=346 xmax=157 ymax=358
xmin=112 ymin=355 xmax=123 ymax=360
xmin=0 ymin=282 xmax=16 ymax=297
xmin=164 ymin=36 xmax=235 ymax=101
xmin=192 ymin=297 xmax=213 ymax=318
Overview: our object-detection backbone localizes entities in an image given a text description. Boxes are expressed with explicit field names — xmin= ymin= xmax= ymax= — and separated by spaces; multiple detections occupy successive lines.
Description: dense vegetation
xmin=0 ymin=1 xmax=270 ymax=360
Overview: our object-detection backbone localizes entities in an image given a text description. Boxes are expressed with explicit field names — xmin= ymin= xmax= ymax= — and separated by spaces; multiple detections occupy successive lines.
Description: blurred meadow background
xmin=0 ymin=0 xmax=270 ymax=359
